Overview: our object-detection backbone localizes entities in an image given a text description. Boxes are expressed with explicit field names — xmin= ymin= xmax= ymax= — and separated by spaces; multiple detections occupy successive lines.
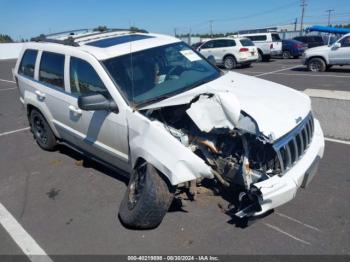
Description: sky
xmin=1 ymin=0 xmax=350 ymax=40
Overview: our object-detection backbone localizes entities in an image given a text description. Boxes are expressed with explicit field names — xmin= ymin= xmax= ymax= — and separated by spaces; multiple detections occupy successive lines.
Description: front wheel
xmin=119 ymin=163 xmax=175 ymax=229
xmin=307 ymin=58 xmax=326 ymax=72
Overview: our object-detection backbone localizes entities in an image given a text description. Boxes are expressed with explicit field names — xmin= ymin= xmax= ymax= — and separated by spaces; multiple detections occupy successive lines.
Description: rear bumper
xmin=253 ymin=119 xmax=325 ymax=215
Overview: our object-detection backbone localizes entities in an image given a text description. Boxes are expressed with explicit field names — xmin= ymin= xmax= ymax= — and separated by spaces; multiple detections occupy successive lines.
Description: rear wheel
xmin=262 ymin=55 xmax=271 ymax=62
xmin=307 ymin=58 xmax=326 ymax=72
xmin=257 ymin=51 xmax=263 ymax=62
xmin=29 ymin=109 xmax=57 ymax=151
xmin=119 ymin=163 xmax=175 ymax=229
xmin=282 ymin=51 xmax=291 ymax=59
xmin=223 ymin=56 xmax=237 ymax=70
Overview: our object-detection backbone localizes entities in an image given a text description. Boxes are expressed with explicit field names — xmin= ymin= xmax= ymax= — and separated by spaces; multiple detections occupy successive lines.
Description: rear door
xmin=35 ymin=51 xmax=73 ymax=140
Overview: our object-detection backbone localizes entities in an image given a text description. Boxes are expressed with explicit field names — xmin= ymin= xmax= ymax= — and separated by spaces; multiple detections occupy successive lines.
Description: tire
xmin=223 ymin=56 xmax=237 ymax=70
xmin=307 ymin=58 xmax=326 ymax=72
xmin=119 ymin=163 xmax=175 ymax=229
xmin=326 ymin=65 xmax=333 ymax=71
xmin=257 ymin=51 xmax=263 ymax=62
xmin=262 ymin=55 xmax=271 ymax=62
xmin=29 ymin=109 xmax=57 ymax=151
xmin=282 ymin=51 xmax=291 ymax=59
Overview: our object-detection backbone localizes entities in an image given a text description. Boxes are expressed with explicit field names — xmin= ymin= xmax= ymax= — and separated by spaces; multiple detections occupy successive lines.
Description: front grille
xmin=273 ymin=113 xmax=314 ymax=174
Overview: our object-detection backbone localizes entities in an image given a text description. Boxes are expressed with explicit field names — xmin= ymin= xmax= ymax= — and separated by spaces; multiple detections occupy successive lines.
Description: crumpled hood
xmin=141 ymin=72 xmax=311 ymax=141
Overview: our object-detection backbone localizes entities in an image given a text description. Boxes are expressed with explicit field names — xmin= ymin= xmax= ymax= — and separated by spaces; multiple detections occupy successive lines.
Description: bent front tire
xmin=119 ymin=163 xmax=175 ymax=229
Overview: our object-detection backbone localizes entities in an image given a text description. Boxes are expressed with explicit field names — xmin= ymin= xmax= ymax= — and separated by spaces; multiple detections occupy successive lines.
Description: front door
xmin=329 ymin=35 xmax=350 ymax=65
xmin=64 ymin=56 xmax=130 ymax=172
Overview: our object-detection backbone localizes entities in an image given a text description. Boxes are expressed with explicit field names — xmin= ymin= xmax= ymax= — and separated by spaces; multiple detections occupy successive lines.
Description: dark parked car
xmin=293 ymin=35 xmax=325 ymax=48
xmin=281 ymin=39 xmax=307 ymax=59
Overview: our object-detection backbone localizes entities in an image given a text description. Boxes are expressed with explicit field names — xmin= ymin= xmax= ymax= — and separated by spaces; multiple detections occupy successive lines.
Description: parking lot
xmin=0 ymin=58 xmax=349 ymax=257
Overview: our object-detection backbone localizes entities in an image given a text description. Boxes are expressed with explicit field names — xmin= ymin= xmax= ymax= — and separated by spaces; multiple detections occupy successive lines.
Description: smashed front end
xmin=136 ymin=91 xmax=325 ymax=218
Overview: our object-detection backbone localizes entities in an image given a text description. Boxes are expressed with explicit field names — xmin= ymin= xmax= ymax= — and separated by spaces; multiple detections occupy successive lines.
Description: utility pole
xmin=174 ymin=28 xmax=177 ymax=37
xmin=188 ymin=26 xmax=192 ymax=45
xmin=300 ymin=0 xmax=307 ymax=36
xmin=326 ymin=9 xmax=335 ymax=26
xmin=294 ymin=18 xmax=298 ymax=31
xmin=209 ymin=20 xmax=213 ymax=38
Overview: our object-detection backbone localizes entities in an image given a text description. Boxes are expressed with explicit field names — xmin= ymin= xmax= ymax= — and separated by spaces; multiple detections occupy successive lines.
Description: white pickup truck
xmin=302 ymin=33 xmax=350 ymax=72
xmin=238 ymin=32 xmax=283 ymax=62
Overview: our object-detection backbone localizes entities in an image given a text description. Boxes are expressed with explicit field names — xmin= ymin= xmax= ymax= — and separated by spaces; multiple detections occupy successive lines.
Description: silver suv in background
xmin=302 ymin=33 xmax=350 ymax=72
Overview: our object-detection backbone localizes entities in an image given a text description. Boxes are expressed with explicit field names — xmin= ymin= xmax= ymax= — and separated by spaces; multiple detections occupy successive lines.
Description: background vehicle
xmin=302 ymin=33 xmax=350 ymax=72
xmin=281 ymin=39 xmax=307 ymax=59
xmin=195 ymin=37 xmax=258 ymax=69
xmin=293 ymin=35 xmax=325 ymax=48
xmin=238 ymin=32 xmax=282 ymax=62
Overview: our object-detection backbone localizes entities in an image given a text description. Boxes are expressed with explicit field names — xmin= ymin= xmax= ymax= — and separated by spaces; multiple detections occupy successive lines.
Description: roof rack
xmin=30 ymin=34 xmax=79 ymax=46
xmin=73 ymin=28 xmax=149 ymax=40
xmin=30 ymin=28 xmax=149 ymax=46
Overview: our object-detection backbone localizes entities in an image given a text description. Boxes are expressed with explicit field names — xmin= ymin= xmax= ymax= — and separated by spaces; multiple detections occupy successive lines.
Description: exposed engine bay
xmin=141 ymin=93 xmax=283 ymax=217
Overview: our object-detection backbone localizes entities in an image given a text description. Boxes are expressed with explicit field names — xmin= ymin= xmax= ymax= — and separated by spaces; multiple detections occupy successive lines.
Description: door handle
xmin=68 ymin=105 xmax=82 ymax=115
xmin=35 ymin=90 xmax=46 ymax=100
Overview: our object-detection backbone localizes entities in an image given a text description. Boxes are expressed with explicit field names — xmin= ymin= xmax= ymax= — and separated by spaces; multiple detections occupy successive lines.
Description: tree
xmin=0 ymin=34 xmax=13 ymax=43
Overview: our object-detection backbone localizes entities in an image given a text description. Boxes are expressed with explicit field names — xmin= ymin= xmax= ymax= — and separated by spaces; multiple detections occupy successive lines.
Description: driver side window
xmin=70 ymin=57 xmax=110 ymax=97
xmin=201 ymin=41 xmax=214 ymax=49
xmin=340 ymin=36 xmax=350 ymax=47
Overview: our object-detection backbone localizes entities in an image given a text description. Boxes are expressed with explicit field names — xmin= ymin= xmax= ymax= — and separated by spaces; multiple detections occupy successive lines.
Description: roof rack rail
xmin=30 ymin=34 xmax=79 ymax=46
xmin=73 ymin=28 xmax=149 ymax=41
xmin=30 ymin=28 xmax=149 ymax=46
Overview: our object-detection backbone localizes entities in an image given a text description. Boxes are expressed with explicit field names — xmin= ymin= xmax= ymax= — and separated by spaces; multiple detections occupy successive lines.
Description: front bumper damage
xmin=250 ymin=119 xmax=324 ymax=216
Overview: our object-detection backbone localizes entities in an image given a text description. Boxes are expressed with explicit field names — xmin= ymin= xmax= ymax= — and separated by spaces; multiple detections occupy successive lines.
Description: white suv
xmin=303 ymin=33 xmax=350 ymax=72
xmin=194 ymin=37 xmax=258 ymax=69
xmin=237 ymin=32 xmax=283 ymax=61
xmin=14 ymin=29 xmax=324 ymax=229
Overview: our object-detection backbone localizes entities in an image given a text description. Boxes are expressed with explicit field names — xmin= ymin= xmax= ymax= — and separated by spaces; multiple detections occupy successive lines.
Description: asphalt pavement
xmin=0 ymin=58 xmax=349 ymax=258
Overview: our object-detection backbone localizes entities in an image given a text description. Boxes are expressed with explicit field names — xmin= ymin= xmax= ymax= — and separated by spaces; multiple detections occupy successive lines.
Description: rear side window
xmin=246 ymin=35 xmax=267 ymax=41
xmin=70 ymin=57 xmax=108 ymax=96
xmin=212 ymin=40 xmax=236 ymax=48
xmin=39 ymin=52 xmax=65 ymax=88
xmin=271 ymin=34 xmax=281 ymax=41
xmin=19 ymin=49 xmax=38 ymax=78
xmin=240 ymin=39 xmax=254 ymax=46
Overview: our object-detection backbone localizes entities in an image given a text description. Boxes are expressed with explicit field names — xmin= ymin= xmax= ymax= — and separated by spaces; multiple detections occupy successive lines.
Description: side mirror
xmin=78 ymin=93 xmax=119 ymax=113
xmin=333 ymin=42 xmax=341 ymax=49
xmin=207 ymin=55 xmax=216 ymax=66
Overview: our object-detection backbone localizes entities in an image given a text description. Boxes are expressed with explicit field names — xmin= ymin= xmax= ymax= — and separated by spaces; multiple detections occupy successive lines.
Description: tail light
xmin=270 ymin=43 xmax=273 ymax=49
xmin=239 ymin=48 xmax=249 ymax=52
xmin=293 ymin=43 xmax=304 ymax=48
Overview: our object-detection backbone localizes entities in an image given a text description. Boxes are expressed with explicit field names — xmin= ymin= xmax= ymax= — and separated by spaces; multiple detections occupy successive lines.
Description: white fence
xmin=0 ymin=43 xmax=24 ymax=60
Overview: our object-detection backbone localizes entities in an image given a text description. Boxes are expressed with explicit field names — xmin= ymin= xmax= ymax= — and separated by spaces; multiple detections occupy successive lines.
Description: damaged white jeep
xmin=14 ymin=29 xmax=325 ymax=229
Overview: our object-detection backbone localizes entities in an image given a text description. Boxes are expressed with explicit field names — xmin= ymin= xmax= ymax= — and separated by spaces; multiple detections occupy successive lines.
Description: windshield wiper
xmin=135 ymin=94 xmax=172 ymax=109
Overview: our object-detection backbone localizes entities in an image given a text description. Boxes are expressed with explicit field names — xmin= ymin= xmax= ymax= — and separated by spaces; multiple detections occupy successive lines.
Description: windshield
xmin=103 ymin=42 xmax=220 ymax=107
